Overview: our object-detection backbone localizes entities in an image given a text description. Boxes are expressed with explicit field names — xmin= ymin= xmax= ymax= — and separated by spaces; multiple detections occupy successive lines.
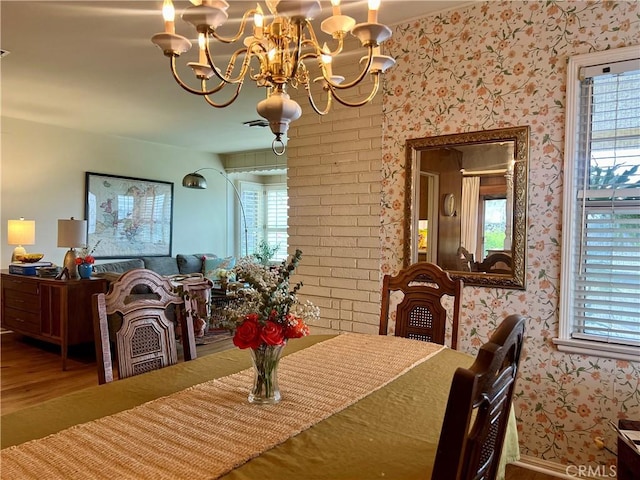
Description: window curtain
xmin=460 ymin=176 xmax=480 ymax=256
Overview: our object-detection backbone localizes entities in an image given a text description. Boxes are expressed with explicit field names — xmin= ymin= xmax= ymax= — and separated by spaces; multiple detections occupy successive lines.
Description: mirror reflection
xmin=404 ymin=126 xmax=529 ymax=289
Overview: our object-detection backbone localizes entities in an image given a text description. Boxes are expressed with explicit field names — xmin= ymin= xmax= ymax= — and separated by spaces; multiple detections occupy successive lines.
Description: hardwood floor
xmin=1 ymin=331 xmax=100 ymax=414
xmin=0 ymin=329 xmax=233 ymax=415
xmin=0 ymin=331 xmax=557 ymax=480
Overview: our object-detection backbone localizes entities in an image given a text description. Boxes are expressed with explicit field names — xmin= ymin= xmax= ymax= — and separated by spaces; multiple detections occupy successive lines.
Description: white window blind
xmin=557 ymin=47 xmax=640 ymax=359
xmin=239 ymin=181 xmax=288 ymax=260
xmin=241 ymin=186 xmax=261 ymax=257
xmin=265 ymin=187 xmax=289 ymax=261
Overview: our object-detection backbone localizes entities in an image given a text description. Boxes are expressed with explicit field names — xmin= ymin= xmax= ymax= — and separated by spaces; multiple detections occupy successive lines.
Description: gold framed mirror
xmin=404 ymin=126 xmax=529 ymax=289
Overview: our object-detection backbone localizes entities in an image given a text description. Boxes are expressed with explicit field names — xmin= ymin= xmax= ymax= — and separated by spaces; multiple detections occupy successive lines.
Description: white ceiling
xmin=1 ymin=1 xmax=470 ymax=154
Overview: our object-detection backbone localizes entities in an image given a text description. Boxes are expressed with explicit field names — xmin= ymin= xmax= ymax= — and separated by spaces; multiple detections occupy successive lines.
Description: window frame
xmin=555 ymin=45 xmax=640 ymax=361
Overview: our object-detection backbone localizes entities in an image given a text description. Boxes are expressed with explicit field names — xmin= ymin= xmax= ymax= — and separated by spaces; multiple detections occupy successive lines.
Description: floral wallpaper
xmin=381 ymin=0 xmax=639 ymax=470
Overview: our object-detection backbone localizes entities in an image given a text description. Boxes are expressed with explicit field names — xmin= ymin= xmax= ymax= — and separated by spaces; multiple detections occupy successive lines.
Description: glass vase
xmin=248 ymin=342 xmax=286 ymax=404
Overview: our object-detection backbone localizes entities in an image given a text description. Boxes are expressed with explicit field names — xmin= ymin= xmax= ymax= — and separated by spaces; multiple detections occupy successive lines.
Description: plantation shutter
xmin=265 ymin=186 xmax=288 ymax=261
xmin=571 ymin=59 xmax=640 ymax=346
xmin=241 ymin=186 xmax=261 ymax=257
xmin=239 ymin=182 xmax=287 ymax=260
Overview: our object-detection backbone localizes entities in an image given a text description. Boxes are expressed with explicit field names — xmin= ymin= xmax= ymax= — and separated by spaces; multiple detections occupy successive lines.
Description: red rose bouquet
xmin=75 ymin=255 xmax=95 ymax=266
xmin=75 ymin=240 xmax=101 ymax=265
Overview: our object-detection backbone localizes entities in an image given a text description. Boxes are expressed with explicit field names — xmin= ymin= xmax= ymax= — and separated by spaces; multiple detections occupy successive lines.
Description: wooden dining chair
xmin=475 ymin=252 xmax=513 ymax=274
xmin=379 ymin=262 xmax=463 ymax=349
xmin=431 ymin=314 xmax=526 ymax=480
xmin=92 ymin=268 xmax=197 ymax=384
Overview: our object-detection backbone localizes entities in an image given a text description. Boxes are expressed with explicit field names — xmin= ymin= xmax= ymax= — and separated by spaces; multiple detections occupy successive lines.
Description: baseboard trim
xmin=514 ymin=455 xmax=594 ymax=479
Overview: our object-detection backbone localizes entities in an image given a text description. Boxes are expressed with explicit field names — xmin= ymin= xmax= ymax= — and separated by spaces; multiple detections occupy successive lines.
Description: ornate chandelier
xmin=151 ymin=0 xmax=395 ymax=155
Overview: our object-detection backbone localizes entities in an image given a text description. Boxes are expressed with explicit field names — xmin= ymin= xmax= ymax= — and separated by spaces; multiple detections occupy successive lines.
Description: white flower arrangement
xmin=215 ymin=250 xmax=320 ymax=334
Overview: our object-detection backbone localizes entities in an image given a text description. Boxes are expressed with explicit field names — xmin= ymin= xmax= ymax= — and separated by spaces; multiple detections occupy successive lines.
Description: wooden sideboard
xmin=1 ymin=271 xmax=108 ymax=370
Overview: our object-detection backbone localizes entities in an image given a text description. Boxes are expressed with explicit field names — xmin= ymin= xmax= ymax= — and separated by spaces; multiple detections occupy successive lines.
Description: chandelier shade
xmin=151 ymin=0 xmax=396 ymax=155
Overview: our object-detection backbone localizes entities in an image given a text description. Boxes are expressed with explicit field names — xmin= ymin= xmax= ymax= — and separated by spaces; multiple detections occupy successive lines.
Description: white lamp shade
xmin=7 ymin=219 xmax=35 ymax=246
xmin=57 ymin=219 xmax=87 ymax=248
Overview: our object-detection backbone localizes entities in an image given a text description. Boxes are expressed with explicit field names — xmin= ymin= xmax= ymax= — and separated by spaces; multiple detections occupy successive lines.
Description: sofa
xmin=92 ymin=253 xmax=217 ymax=277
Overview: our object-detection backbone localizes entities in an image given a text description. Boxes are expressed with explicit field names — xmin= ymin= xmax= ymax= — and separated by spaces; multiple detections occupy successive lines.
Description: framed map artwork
xmin=85 ymin=172 xmax=173 ymax=258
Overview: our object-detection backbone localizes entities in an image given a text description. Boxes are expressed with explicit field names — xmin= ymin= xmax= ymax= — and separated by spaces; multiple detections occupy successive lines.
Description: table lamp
xmin=8 ymin=218 xmax=36 ymax=263
xmin=57 ymin=218 xmax=87 ymax=279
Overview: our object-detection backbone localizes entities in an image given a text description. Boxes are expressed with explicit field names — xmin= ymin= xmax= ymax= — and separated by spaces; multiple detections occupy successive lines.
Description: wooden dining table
xmin=1 ymin=333 xmax=520 ymax=479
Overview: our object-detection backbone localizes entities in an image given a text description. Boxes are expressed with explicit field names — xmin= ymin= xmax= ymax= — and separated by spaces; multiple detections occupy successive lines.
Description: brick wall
xmin=286 ymin=47 xmax=384 ymax=334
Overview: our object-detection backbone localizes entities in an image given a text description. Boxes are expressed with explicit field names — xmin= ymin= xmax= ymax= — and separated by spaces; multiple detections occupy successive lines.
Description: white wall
xmin=1 ymin=117 xmax=233 ymax=269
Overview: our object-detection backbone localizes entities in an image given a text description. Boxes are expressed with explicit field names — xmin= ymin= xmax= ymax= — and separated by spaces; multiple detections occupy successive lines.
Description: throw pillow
xmin=202 ymin=255 xmax=236 ymax=282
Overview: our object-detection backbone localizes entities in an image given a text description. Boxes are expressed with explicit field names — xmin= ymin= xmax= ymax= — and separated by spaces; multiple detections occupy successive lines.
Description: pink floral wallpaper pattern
xmin=380 ymin=0 xmax=639 ymax=469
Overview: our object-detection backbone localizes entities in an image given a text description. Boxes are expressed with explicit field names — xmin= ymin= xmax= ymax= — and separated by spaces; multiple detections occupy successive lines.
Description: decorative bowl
xmin=21 ymin=253 xmax=45 ymax=263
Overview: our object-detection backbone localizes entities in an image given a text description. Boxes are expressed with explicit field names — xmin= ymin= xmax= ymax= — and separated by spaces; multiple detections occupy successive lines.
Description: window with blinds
xmin=241 ymin=186 xmax=261 ymax=257
xmin=557 ymin=47 xmax=640 ymax=360
xmin=265 ymin=187 xmax=289 ymax=261
xmin=240 ymin=181 xmax=288 ymax=261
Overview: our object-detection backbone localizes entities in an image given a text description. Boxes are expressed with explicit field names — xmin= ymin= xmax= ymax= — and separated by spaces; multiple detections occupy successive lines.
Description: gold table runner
xmin=1 ymin=333 xmax=444 ymax=479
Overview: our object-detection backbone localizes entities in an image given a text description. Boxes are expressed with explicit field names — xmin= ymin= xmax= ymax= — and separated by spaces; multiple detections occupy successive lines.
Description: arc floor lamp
xmin=182 ymin=168 xmax=249 ymax=257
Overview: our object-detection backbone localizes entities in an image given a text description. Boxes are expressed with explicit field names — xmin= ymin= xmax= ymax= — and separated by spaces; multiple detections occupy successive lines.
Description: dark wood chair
xmin=379 ymin=262 xmax=463 ymax=349
xmin=475 ymin=252 xmax=513 ymax=274
xmin=432 ymin=314 xmax=526 ymax=480
xmin=92 ymin=268 xmax=197 ymax=384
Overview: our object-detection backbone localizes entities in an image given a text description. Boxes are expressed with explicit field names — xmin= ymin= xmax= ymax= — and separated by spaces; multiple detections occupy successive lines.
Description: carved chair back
xmin=379 ymin=262 xmax=463 ymax=349
xmin=475 ymin=252 xmax=513 ymax=274
xmin=92 ymin=268 xmax=196 ymax=384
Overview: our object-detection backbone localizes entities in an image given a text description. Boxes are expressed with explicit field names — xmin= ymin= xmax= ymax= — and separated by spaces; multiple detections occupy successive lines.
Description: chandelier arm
xmin=320 ymin=36 xmax=345 ymax=57
xmin=298 ymin=51 xmax=319 ymax=62
xmin=326 ymin=47 xmax=375 ymax=90
xmin=305 ymin=84 xmax=333 ymax=116
xmin=303 ymin=22 xmax=345 ymax=58
xmin=202 ymin=82 xmax=244 ymax=108
xmin=288 ymin=20 xmax=306 ymax=83
xmin=327 ymin=74 xmax=381 ymax=108
xmin=208 ymin=8 xmax=259 ymax=44
xmin=296 ymin=51 xmax=331 ymax=84
xmin=169 ymin=56 xmax=227 ymax=96
xmin=299 ymin=46 xmax=376 ymax=90
xmin=246 ymin=37 xmax=269 ymax=57
xmin=244 ymin=40 xmax=269 ymax=83
xmin=206 ymin=46 xmax=253 ymax=85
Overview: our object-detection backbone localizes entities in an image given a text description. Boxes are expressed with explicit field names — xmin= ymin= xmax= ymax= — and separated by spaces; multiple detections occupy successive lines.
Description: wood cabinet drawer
xmin=3 ymin=290 xmax=40 ymax=313
xmin=1 ymin=273 xmax=108 ymax=369
xmin=3 ymin=307 xmax=40 ymax=334
xmin=2 ymin=276 xmax=39 ymax=295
